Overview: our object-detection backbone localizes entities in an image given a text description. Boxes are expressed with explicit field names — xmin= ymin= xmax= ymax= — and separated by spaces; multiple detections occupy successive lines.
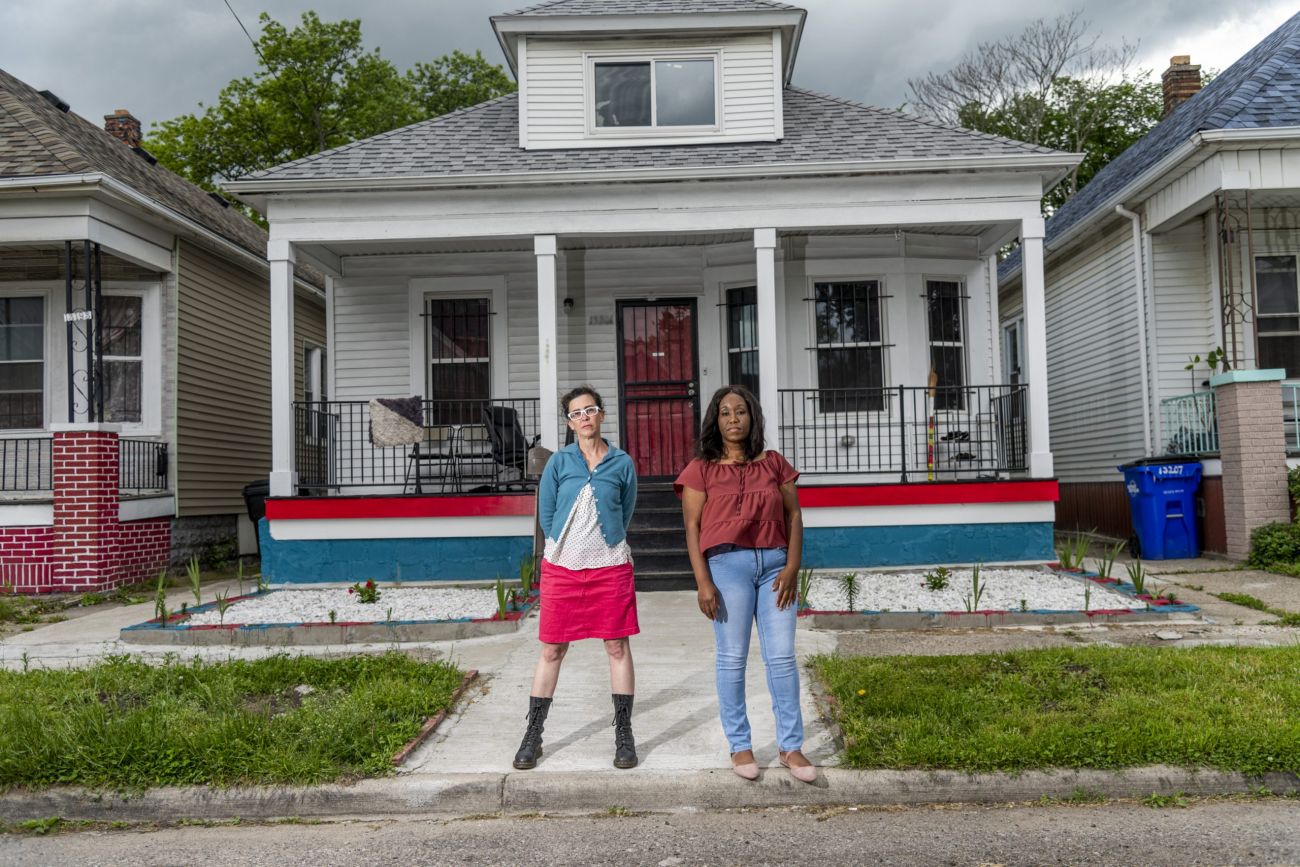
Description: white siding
xmin=1150 ymin=218 xmax=1215 ymax=415
xmin=1004 ymin=221 xmax=1149 ymax=482
xmin=521 ymin=33 xmax=779 ymax=150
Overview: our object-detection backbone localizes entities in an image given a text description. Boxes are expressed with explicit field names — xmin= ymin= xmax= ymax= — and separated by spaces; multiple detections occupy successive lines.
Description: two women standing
xmin=514 ymin=382 xmax=812 ymax=783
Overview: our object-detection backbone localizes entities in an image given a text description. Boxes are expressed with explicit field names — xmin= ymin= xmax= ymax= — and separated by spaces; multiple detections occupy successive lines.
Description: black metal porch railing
xmin=294 ymin=398 xmax=542 ymax=493
xmin=778 ymin=384 xmax=1028 ymax=479
xmin=119 ymin=439 xmax=169 ymax=493
xmin=0 ymin=437 xmax=52 ymax=492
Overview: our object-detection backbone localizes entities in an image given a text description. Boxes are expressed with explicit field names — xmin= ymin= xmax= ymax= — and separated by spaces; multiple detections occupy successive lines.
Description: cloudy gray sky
xmin=2 ymin=0 xmax=1296 ymax=132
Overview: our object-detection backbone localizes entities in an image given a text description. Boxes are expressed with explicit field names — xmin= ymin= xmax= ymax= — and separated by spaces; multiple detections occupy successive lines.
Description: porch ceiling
xmin=306 ymin=222 xmax=1009 ymax=262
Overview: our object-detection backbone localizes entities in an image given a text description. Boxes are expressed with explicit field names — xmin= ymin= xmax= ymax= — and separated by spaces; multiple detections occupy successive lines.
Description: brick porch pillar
xmin=50 ymin=423 xmax=122 ymax=592
xmin=1211 ymin=370 xmax=1290 ymax=561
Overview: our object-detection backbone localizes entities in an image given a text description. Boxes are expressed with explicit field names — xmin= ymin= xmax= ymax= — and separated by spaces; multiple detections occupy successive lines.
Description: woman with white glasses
xmin=513 ymin=385 xmax=640 ymax=771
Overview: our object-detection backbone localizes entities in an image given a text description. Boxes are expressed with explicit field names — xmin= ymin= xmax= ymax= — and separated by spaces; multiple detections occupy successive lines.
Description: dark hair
xmin=696 ymin=385 xmax=765 ymax=462
xmin=560 ymin=384 xmax=603 ymax=416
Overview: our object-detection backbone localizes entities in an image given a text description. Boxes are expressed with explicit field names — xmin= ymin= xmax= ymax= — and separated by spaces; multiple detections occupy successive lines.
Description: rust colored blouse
xmin=673 ymin=451 xmax=800 ymax=554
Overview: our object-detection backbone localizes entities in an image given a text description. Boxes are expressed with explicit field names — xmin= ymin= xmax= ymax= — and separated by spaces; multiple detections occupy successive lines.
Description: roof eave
xmin=489 ymin=9 xmax=808 ymax=80
xmin=225 ymin=152 xmax=1081 ymax=201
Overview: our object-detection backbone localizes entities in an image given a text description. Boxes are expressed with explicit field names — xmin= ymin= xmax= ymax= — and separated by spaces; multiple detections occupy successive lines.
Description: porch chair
xmin=482 ymin=405 xmax=543 ymax=491
xmin=405 ymin=424 xmax=458 ymax=494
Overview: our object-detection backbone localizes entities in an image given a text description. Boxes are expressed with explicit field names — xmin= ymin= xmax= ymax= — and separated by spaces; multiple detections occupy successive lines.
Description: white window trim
xmin=102 ymin=285 xmax=162 ymax=437
xmin=1253 ymin=252 xmax=1300 ymax=344
xmin=1002 ymin=316 xmax=1025 ymax=385
xmin=584 ymin=49 xmax=723 ymax=138
xmin=407 ymin=277 xmax=508 ymax=399
xmin=806 ymin=275 xmax=890 ymax=417
xmin=303 ymin=342 xmax=326 ymax=403
xmin=0 ymin=287 xmax=52 ymax=434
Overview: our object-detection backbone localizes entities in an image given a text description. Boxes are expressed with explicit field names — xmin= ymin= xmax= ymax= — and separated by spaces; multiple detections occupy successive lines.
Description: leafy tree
xmin=146 ymin=12 xmax=515 ymax=198
xmin=907 ymin=10 xmax=1166 ymax=213
xmin=408 ymin=50 xmax=516 ymax=118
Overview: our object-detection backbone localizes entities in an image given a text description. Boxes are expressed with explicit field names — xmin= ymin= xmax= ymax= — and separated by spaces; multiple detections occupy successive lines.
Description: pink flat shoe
xmin=731 ymin=752 xmax=759 ymax=781
xmin=778 ymin=750 xmax=817 ymax=784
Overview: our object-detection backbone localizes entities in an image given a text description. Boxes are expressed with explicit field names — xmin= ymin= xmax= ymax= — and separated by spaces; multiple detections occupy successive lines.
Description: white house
xmin=227 ymin=0 xmax=1080 ymax=586
xmin=998 ymin=11 xmax=1300 ymax=556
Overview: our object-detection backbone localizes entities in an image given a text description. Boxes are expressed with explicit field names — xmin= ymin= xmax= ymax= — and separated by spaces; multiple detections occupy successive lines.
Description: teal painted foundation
xmin=259 ymin=521 xmax=533 ymax=583
xmin=803 ymin=522 xmax=1054 ymax=568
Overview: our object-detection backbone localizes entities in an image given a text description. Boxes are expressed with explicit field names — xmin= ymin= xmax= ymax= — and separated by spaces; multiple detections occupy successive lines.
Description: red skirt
xmin=538 ymin=559 xmax=639 ymax=644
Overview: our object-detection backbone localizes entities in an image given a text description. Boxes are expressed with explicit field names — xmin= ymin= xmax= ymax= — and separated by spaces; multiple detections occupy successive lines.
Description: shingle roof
xmin=498 ymin=0 xmax=801 ymax=16
xmin=241 ymin=87 xmax=1061 ymax=185
xmin=0 ymin=66 xmax=275 ymax=268
xmin=1001 ymin=10 xmax=1300 ymax=280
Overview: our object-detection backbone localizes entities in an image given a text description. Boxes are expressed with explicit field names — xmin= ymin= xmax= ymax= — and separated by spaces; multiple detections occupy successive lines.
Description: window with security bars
xmin=814 ymin=280 xmax=885 ymax=412
xmin=0 ymin=296 xmax=44 ymax=429
xmin=926 ymin=279 xmax=967 ymax=411
xmin=425 ymin=298 xmax=490 ymax=425
xmin=726 ymin=286 xmax=759 ymax=395
xmin=1255 ymin=255 xmax=1300 ymax=378
xmin=102 ymin=295 xmax=143 ymax=424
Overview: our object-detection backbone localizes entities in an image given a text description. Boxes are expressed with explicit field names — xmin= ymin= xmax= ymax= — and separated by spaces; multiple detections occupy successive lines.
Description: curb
xmin=3 ymin=767 xmax=1296 ymax=823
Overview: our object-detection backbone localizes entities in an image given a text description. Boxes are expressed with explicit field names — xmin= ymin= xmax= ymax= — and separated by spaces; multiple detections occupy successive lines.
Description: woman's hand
xmin=773 ymin=566 xmax=799 ymax=610
xmin=697 ymin=581 xmax=721 ymax=620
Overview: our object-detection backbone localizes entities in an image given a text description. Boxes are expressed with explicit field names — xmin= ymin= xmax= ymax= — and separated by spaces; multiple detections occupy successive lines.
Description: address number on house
xmin=63 ymin=310 xmax=94 ymax=323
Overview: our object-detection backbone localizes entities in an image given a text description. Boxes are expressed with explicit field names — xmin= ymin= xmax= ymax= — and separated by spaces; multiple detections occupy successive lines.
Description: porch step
xmin=629 ymin=483 xmax=691 ymax=590
xmin=632 ymin=569 xmax=698 ymax=592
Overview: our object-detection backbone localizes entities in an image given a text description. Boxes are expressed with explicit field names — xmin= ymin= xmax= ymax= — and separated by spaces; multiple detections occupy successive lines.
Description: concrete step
xmin=634 ymin=569 xmax=698 ymax=592
xmin=630 ymin=549 xmax=693 ymax=574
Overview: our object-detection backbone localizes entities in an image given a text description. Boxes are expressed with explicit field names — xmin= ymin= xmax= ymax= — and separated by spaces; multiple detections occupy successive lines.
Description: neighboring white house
xmin=227 ymin=0 xmax=1080 ymax=586
xmin=998 ymin=11 xmax=1300 ymax=554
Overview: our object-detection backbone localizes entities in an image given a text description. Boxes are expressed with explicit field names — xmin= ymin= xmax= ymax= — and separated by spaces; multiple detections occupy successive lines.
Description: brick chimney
xmin=1162 ymin=55 xmax=1202 ymax=118
xmin=103 ymin=109 xmax=142 ymax=148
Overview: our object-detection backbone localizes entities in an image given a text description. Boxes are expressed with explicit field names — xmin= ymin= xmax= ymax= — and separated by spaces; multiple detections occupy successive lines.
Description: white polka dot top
xmin=544 ymin=482 xmax=632 ymax=570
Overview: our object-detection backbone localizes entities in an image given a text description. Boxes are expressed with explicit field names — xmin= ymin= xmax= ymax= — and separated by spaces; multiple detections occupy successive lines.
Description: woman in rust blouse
xmin=674 ymin=385 xmax=814 ymax=783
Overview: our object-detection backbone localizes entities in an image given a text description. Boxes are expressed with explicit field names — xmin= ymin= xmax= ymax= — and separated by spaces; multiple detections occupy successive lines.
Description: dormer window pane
xmin=594 ymin=62 xmax=651 ymax=127
xmin=655 ymin=60 xmax=715 ymax=126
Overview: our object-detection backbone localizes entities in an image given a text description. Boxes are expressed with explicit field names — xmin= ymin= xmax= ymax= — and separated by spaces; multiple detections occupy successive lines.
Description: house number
xmin=588 ymin=314 xmax=613 ymax=326
xmin=63 ymin=310 xmax=94 ymax=322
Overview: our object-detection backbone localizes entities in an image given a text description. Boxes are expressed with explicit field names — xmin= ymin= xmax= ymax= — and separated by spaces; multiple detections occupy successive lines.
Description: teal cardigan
xmin=537 ymin=440 xmax=638 ymax=547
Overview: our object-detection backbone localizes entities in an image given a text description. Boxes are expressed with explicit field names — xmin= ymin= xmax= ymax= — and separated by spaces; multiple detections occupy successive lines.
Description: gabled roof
xmin=1001 ymin=10 xmax=1300 ymax=280
xmin=233 ymin=87 xmax=1065 ymax=190
xmin=0 ymin=66 xmax=272 ymax=267
xmin=498 ymin=0 xmax=801 ymax=15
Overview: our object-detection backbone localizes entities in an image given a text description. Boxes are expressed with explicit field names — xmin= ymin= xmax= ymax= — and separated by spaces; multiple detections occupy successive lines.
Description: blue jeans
xmin=707 ymin=547 xmax=803 ymax=753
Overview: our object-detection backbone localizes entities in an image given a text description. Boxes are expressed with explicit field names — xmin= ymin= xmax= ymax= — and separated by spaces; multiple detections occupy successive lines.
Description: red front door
xmin=617 ymin=299 xmax=700 ymax=478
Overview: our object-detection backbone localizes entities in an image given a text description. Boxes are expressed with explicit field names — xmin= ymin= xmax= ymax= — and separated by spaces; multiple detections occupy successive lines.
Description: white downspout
xmin=1115 ymin=206 xmax=1154 ymax=455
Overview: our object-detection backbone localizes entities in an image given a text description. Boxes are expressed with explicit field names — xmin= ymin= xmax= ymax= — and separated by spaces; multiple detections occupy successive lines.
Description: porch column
xmin=535 ymin=234 xmax=560 ymax=451
xmin=1020 ymin=217 xmax=1054 ymax=478
xmin=268 ymin=240 xmax=297 ymax=497
xmin=754 ymin=228 xmax=780 ymax=443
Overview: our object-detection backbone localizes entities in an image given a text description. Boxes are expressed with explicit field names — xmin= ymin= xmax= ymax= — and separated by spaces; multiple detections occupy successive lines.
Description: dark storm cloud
xmin=0 ymin=0 xmax=1290 ymax=130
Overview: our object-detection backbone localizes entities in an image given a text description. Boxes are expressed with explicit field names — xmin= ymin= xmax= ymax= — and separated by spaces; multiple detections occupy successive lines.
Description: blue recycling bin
xmin=1118 ymin=459 xmax=1203 ymax=559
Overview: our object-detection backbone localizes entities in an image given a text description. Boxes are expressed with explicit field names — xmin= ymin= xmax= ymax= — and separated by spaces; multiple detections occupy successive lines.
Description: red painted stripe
xmin=797 ymin=480 xmax=1059 ymax=508
xmin=266 ymin=494 xmax=535 ymax=520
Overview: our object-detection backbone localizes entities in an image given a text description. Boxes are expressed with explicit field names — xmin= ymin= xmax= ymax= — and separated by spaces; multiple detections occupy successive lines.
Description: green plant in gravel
xmin=1056 ymin=531 xmax=1093 ymax=571
xmin=0 ymin=652 xmax=464 ymax=790
xmin=519 ymin=555 xmax=538 ymax=597
xmin=962 ymin=563 xmax=986 ymax=612
xmin=1125 ymin=559 xmax=1148 ymax=595
xmin=1247 ymin=521 xmax=1300 ymax=568
xmin=495 ymin=577 xmax=509 ymax=620
xmin=1083 ymin=584 xmax=1092 ymax=612
xmin=810 ymin=645 xmax=1300 ymax=773
xmin=256 ymin=572 xmax=270 ymax=594
xmin=213 ymin=591 xmax=233 ymax=626
xmin=348 ymin=579 xmax=380 ymax=604
xmin=1097 ymin=540 xmax=1125 ymax=579
xmin=186 ymin=556 xmax=203 ymax=606
xmin=922 ymin=566 xmax=951 ymax=592
xmin=837 ymin=572 xmax=861 ymax=612
xmin=797 ymin=568 xmax=814 ymax=610
xmin=327 ymin=609 xmax=337 ymax=624
xmin=153 ymin=568 xmax=168 ymax=625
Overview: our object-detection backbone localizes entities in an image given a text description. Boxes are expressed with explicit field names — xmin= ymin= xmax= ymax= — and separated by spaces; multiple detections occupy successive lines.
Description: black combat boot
xmin=512 ymin=696 xmax=552 ymax=770
xmin=612 ymin=693 xmax=637 ymax=769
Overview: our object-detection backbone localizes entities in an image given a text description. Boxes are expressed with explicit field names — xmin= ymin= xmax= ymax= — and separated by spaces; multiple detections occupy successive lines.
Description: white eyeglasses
xmin=566 ymin=406 xmax=603 ymax=420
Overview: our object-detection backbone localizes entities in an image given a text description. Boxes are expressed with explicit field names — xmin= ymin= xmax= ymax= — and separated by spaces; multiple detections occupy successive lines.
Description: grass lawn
xmin=0 ymin=652 xmax=463 ymax=791
xmin=812 ymin=645 xmax=1300 ymax=773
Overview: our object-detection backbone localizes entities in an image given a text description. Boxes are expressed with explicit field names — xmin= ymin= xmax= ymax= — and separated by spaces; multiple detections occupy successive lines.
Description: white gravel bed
xmin=183 ymin=587 xmax=504 ymax=626
xmin=803 ymin=567 xmax=1138 ymax=613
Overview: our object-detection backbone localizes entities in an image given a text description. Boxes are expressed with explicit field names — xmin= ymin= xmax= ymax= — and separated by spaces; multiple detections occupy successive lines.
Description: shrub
xmin=1289 ymin=466 xmax=1300 ymax=520
xmin=1247 ymin=522 xmax=1300 ymax=568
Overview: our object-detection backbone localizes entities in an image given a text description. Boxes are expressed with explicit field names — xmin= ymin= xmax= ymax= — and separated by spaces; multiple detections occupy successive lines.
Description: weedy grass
xmin=811 ymin=645 xmax=1300 ymax=773
xmin=0 ymin=652 xmax=463 ymax=791
xmin=1214 ymin=592 xmax=1300 ymax=626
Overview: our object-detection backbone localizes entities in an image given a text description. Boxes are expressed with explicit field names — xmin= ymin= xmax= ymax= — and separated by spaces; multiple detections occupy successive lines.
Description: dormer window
xmin=589 ymin=53 xmax=719 ymax=133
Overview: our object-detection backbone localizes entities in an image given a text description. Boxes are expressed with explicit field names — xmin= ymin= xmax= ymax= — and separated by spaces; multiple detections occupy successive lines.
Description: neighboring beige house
xmin=0 ymin=66 xmax=324 ymax=579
